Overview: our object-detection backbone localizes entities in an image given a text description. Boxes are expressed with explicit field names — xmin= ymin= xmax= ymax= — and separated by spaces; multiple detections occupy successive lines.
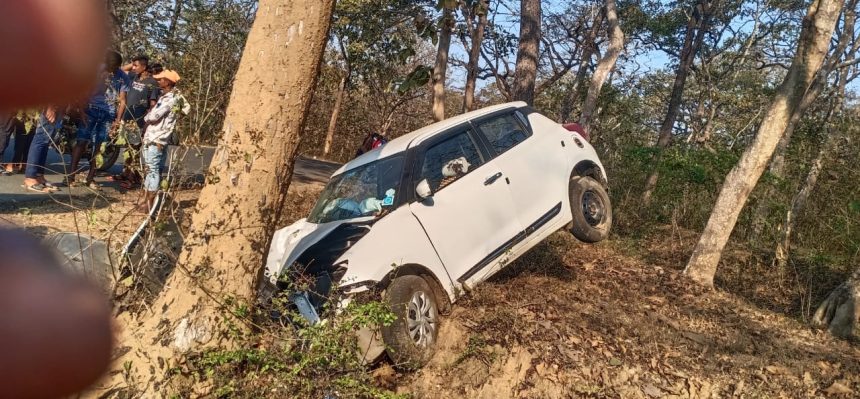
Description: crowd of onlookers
xmin=0 ymin=50 xmax=189 ymax=212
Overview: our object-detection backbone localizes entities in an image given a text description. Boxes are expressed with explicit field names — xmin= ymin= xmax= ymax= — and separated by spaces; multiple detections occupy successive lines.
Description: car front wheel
xmin=568 ymin=176 xmax=612 ymax=243
xmin=381 ymin=275 xmax=439 ymax=369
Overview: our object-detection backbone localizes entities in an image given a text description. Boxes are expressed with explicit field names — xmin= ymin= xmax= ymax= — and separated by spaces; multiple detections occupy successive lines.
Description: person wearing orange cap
xmin=138 ymin=69 xmax=189 ymax=212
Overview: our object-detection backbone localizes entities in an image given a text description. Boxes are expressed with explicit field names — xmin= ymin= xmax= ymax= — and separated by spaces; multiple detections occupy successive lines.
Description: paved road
xmin=0 ymin=142 xmax=341 ymax=205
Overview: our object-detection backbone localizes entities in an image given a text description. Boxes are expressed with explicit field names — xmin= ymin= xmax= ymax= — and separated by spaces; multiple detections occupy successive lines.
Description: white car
xmin=263 ymin=101 xmax=612 ymax=367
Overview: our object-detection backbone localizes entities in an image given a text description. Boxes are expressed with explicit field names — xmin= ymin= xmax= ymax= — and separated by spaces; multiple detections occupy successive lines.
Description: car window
xmin=418 ymin=131 xmax=483 ymax=193
xmin=475 ymin=113 xmax=531 ymax=155
xmin=307 ymin=155 xmax=404 ymax=223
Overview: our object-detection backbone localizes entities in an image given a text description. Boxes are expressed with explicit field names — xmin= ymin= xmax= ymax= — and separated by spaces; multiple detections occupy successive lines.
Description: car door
xmin=409 ymin=128 xmax=523 ymax=284
xmin=473 ymin=110 xmax=570 ymax=238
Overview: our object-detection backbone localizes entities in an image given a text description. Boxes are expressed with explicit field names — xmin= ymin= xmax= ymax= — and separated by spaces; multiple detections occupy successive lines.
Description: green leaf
xmin=849 ymin=200 xmax=860 ymax=213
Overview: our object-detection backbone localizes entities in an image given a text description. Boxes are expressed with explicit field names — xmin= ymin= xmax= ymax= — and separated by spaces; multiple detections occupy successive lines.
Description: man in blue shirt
xmin=68 ymin=50 xmax=130 ymax=189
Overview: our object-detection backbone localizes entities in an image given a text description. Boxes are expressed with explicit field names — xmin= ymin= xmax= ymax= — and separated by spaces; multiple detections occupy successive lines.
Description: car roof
xmin=333 ymin=101 xmax=528 ymax=175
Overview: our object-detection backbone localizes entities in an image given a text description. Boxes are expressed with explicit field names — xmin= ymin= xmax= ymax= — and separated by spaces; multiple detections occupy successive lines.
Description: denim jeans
xmin=76 ymin=106 xmax=112 ymax=147
xmin=142 ymin=143 xmax=165 ymax=192
xmin=25 ymin=114 xmax=62 ymax=178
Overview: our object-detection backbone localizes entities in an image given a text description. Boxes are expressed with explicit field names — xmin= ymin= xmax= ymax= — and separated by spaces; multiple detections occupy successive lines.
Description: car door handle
xmin=484 ymin=172 xmax=503 ymax=185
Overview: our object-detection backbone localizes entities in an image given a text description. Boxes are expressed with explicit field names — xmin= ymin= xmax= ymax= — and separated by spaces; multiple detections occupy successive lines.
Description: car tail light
xmin=562 ymin=122 xmax=589 ymax=142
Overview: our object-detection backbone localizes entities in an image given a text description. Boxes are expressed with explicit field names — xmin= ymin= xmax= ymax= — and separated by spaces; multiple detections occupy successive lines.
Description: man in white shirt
xmin=138 ymin=69 xmax=188 ymax=211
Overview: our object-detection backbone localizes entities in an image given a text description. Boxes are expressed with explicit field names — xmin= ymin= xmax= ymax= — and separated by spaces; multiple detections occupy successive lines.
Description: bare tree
xmin=433 ymin=6 xmax=454 ymax=121
xmin=642 ymin=0 xmax=716 ymax=204
xmin=512 ymin=0 xmax=541 ymax=105
xmin=462 ymin=0 xmax=489 ymax=112
xmin=102 ymin=0 xmax=335 ymax=394
xmin=579 ymin=0 xmax=624 ymax=136
xmin=324 ymin=36 xmax=351 ymax=156
xmin=684 ymin=0 xmax=845 ymax=287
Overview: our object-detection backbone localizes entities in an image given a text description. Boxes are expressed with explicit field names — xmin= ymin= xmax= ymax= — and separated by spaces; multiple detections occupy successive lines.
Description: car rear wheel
xmin=381 ymin=275 xmax=439 ymax=369
xmin=568 ymin=176 xmax=612 ymax=243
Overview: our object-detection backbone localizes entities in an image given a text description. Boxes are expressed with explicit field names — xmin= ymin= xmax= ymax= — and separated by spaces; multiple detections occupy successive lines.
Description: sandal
xmin=23 ymin=183 xmax=51 ymax=193
xmin=106 ymin=174 xmax=127 ymax=182
xmin=42 ymin=182 xmax=61 ymax=192
xmin=86 ymin=180 xmax=101 ymax=190
xmin=0 ymin=170 xmax=12 ymax=176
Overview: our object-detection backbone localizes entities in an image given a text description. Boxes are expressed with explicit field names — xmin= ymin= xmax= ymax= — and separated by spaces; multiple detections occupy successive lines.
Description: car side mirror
xmin=416 ymin=179 xmax=433 ymax=200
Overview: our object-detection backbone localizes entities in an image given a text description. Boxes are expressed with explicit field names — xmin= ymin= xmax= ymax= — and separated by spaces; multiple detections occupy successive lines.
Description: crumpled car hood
xmin=264 ymin=216 xmax=373 ymax=284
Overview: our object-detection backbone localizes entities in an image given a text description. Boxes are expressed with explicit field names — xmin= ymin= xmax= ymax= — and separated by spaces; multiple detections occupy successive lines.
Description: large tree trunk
xmin=813 ymin=266 xmax=860 ymax=338
xmin=102 ymin=0 xmax=334 ymax=395
xmin=750 ymin=0 xmax=856 ymax=237
xmin=642 ymin=0 xmax=712 ymax=205
xmin=432 ymin=7 xmax=453 ymax=122
xmin=463 ymin=0 xmax=489 ymax=113
xmin=684 ymin=0 xmax=844 ymax=287
xmin=512 ymin=0 xmax=541 ymax=105
xmin=579 ymin=0 xmax=624 ymax=137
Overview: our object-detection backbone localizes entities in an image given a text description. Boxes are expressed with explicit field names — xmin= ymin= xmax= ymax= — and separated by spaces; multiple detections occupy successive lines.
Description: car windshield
xmin=307 ymin=155 xmax=404 ymax=224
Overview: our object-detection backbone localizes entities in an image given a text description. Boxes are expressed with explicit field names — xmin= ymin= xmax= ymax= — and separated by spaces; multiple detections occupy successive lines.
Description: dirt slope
xmin=382 ymin=233 xmax=860 ymax=398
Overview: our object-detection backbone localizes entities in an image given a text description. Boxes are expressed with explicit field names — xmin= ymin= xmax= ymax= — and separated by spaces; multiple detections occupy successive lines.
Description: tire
xmin=97 ymin=143 xmax=121 ymax=171
xmin=568 ymin=176 xmax=612 ymax=243
xmin=381 ymin=275 xmax=439 ymax=369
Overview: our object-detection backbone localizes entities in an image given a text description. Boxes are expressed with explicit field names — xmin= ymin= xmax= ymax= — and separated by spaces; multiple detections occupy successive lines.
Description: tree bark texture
xmin=463 ymin=0 xmax=488 ymax=112
xmin=512 ymin=0 xmax=541 ymax=105
xmin=684 ymin=0 xmax=844 ymax=287
xmin=103 ymin=0 xmax=335 ymax=395
xmin=579 ymin=0 xmax=624 ymax=137
xmin=166 ymin=0 xmax=184 ymax=55
xmin=813 ymin=266 xmax=860 ymax=338
xmin=432 ymin=7 xmax=453 ymax=122
xmin=642 ymin=0 xmax=713 ymax=205
xmin=751 ymin=0 xmax=857 ymax=237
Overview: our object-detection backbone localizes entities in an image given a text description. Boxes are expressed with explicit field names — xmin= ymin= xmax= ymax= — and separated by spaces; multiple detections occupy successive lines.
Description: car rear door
xmin=408 ymin=128 xmax=523 ymax=284
xmin=472 ymin=110 xmax=570 ymax=238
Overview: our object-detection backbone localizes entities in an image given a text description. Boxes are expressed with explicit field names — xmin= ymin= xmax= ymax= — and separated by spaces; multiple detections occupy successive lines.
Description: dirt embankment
xmin=380 ymin=233 xmax=860 ymax=398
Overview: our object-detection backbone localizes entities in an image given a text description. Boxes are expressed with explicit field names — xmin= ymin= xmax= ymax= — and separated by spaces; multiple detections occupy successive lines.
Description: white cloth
xmin=143 ymin=90 xmax=189 ymax=145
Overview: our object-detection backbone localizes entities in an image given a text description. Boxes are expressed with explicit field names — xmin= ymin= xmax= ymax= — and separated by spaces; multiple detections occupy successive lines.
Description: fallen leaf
xmin=823 ymin=381 xmax=853 ymax=395
xmin=642 ymin=384 xmax=662 ymax=398
xmin=766 ymin=365 xmax=791 ymax=375
xmin=582 ymin=262 xmax=595 ymax=271
xmin=803 ymin=372 xmax=814 ymax=386
xmin=609 ymin=357 xmax=622 ymax=367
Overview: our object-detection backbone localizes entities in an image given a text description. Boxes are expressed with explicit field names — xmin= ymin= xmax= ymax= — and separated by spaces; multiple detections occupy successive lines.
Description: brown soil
xmin=5 ymin=182 xmax=858 ymax=398
xmin=388 ymin=232 xmax=860 ymax=398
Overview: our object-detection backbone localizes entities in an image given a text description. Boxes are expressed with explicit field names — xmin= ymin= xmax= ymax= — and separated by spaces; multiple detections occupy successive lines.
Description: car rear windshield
xmin=307 ymin=155 xmax=404 ymax=224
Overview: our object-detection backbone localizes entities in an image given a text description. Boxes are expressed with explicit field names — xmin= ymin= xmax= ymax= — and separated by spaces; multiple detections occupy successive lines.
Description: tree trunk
xmin=432 ymin=7 xmax=453 ymax=122
xmin=775 ymin=69 xmax=849 ymax=269
xmin=684 ymin=0 xmax=844 ymax=287
xmin=579 ymin=0 xmax=624 ymax=137
xmin=813 ymin=266 xmax=860 ymax=338
xmin=323 ymin=73 xmax=348 ymax=157
xmin=560 ymin=7 xmax=603 ymax=122
xmin=642 ymin=0 xmax=712 ymax=205
xmin=750 ymin=0 xmax=856 ymax=237
xmin=512 ymin=0 xmax=541 ymax=105
xmin=463 ymin=0 xmax=488 ymax=113
xmin=166 ymin=0 xmax=184 ymax=56
xmin=102 ymin=0 xmax=335 ymax=394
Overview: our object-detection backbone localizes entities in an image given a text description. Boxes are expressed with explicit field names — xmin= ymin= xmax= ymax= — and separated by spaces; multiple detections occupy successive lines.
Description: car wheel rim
xmin=406 ymin=290 xmax=437 ymax=348
xmin=581 ymin=190 xmax=605 ymax=227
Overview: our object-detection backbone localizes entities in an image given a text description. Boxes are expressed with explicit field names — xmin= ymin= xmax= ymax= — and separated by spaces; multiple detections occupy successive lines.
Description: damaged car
xmin=262 ymin=101 xmax=612 ymax=367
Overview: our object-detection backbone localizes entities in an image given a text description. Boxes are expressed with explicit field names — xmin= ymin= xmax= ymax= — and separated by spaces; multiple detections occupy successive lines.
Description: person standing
xmin=139 ymin=69 xmax=188 ymax=211
xmin=22 ymin=107 xmax=63 ymax=192
xmin=67 ymin=50 xmax=130 ymax=189
xmin=0 ymin=114 xmax=15 ymax=175
xmin=111 ymin=55 xmax=160 ymax=187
